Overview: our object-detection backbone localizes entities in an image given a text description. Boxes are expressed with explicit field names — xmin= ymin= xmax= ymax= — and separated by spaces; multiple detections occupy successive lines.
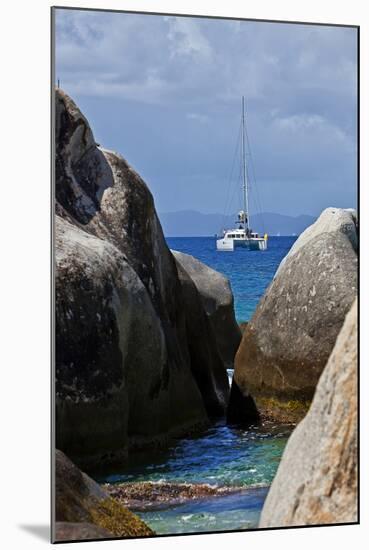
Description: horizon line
xmin=159 ymin=209 xmax=317 ymax=218
xmin=165 ymin=234 xmax=299 ymax=237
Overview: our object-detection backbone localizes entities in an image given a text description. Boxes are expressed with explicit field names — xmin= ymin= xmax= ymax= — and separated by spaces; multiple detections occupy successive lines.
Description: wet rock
xmin=54 ymin=450 xmax=154 ymax=540
xmin=105 ymin=481 xmax=253 ymax=511
xmin=260 ymin=299 xmax=357 ymax=527
xmin=229 ymin=208 xmax=357 ymax=423
xmin=172 ymin=251 xmax=241 ymax=370
xmin=226 ymin=381 xmax=260 ymax=426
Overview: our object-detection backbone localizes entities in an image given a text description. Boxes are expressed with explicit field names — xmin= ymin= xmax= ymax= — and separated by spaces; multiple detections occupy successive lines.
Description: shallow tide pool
xmin=94 ymin=238 xmax=296 ymax=534
xmin=96 ymin=418 xmax=291 ymax=534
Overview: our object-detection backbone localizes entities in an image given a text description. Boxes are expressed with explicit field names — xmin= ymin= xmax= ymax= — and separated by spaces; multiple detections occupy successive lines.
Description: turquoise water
xmin=95 ymin=237 xmax=296 ymax=534
xmin=98 ymin=420 xmax=291 ymax=534
xmin=167 ymin=236 xmax=296 ymax=321
xmin=140 ymin=487 xmax=269 ymax=534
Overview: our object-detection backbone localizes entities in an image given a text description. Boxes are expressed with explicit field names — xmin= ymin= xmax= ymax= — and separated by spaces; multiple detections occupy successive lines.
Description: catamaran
xmin=216 ymin=97 xmax=268 ymax=251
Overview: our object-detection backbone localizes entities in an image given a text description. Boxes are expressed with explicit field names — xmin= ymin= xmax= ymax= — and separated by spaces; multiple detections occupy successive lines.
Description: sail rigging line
xmin=229 ymin=153 xmax=242 ymax=231
xmin=243 ymin=100 xmax=266 ymax=235
xmin=241 ymin=96 xmax=250 ymax=232
xmin=226 ymin=156 xmax=243 ymax=231
xmin=245 ymin=154 xmax=264 ymax=235
xmin=219 ymin=116 xmax=242 ymax=235
xmin=222 ymin=117 xmax=242 ymax=222
xmin=248 ymin=149 xmax=265 ymax=235
xmin=236 ymin=156 xmax=244 ymax=215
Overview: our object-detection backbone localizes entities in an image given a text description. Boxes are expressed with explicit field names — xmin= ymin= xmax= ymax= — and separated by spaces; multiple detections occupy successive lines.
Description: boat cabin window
xmin=227 ymin=233 xmax=246 ymax=238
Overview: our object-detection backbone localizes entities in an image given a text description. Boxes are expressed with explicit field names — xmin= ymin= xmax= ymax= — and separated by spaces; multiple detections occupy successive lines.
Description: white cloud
xmin=273 ymin=113 xmax=354 ymax=151
xmin=275 ymin=113 xmax=326 ymax=131
xmin=167 ymin=17 xmax=213 ymax=60
xmin=55 ymin=10 xmax=357 ymax=114
xmin=186 ymin=112 xmax=209 ymax=123
xmin=54 ymin=8 xmax=357 ymax=212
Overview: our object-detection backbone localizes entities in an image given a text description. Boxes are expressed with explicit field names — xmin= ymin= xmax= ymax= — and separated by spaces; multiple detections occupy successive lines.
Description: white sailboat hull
xmin=249 ymin=238 xmax=267 ymax=251
xmin=216 ymin=238 xmax=235 ymax=251
xmin=216 ymin=237 xmax=267 ymax=251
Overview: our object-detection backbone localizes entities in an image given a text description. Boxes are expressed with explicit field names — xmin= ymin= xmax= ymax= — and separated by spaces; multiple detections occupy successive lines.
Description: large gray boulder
xmin=53 ymin=450 xmax=154 ymax=541
xmin=174 ymin=257 xmax=230 ymax=416
xmin=56 ymin=216 xmax=206 ymax=467
xmin=229 ymin=207 xmax=358 ymax=423
xmin=55 ymin=89 xmax=184 ymax=328
xmin=55 ymin=89 xmax=231 ymax=467
xmin=260 ymin=299 xmax=357 ymax=527
xmin=172 ymin=251 xmax=241 ymax=370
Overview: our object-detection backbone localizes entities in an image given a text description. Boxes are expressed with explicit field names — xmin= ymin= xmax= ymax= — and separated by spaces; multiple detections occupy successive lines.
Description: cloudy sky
xmin=55 ymin=8 xmax=357 ymax=217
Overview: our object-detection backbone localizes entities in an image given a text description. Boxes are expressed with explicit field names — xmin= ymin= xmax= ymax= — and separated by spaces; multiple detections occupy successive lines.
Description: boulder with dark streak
xmin=228 ymin=208 xmax=357 ymax=424
xmin=55 ymin=89 xmax=231 ymax=467
xmin=56 ymin=216 xmax=207 ymax=466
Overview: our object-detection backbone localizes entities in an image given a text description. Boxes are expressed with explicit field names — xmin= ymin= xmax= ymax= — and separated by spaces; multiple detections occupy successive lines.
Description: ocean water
xmin=98 ymin=421 xmax=291 ymax=534
xmin=167 ymin=236 xmax=297 ymax=321
xmin=95 ymin=236 xmax=296 ymax=534
xmin=141 ymin=487 xmax=269 ymax=534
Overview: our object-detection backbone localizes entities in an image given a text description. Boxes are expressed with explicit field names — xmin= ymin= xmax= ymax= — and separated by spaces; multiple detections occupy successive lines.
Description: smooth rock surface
xmin=172 ymin=251 xmax=241 ymax=370
xmin=54 ymin=450 xmax=154 ymax=540
xmin=260 ymin=299 xmax=357 ymax=527
xmin=229 ymin=207 xmax=358 ymax=423
xmin=275 ymin=207 xmax=357 ymax=272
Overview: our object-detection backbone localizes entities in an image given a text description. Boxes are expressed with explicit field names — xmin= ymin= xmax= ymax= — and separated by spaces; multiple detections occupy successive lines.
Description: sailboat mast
xmin=241 ymin=96 xmax=250 ymax=232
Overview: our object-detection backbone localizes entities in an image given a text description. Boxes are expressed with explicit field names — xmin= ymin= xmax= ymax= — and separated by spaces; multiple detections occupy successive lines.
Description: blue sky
xmin=55 ymin=9 xmax=357 ymax=217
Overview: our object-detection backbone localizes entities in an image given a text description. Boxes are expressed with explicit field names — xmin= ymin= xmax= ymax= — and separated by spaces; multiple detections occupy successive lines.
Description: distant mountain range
xmin=159 ymin=210 xmax=316 ymax=237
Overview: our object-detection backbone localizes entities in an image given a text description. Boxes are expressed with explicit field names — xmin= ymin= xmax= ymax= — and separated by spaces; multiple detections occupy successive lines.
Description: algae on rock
xmin=54 ymin=450 xmax=154 ymax=541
